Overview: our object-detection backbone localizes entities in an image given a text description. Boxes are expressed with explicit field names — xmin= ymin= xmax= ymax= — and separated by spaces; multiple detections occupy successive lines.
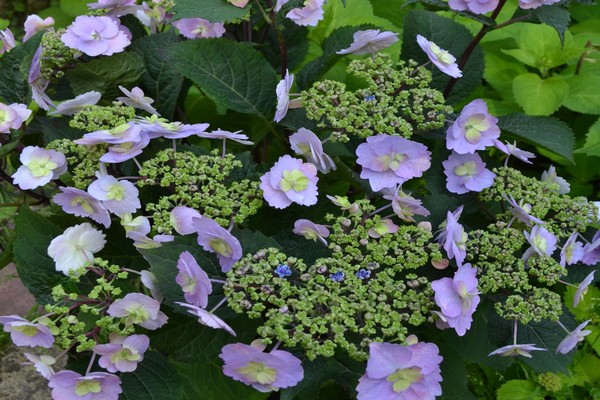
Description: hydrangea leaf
xmin=497 ymin=113 xmax=575 ymax=163
xmin=120 ymin=352 xmax=182 ymax=400
xmin=168 ymin=39 xmax=277 ymax=117
xmin=575 ymin=118 xmax=600 ymax=157
xmin=512 ymin=73 xmax=569 ymax=116
xmin=0 ymin=32 xmax=43 ymax=104
xmin=401 ymin=10 xmax=484 ymax=105
xmin=563 ymin=75 xmax=600 ymax=115
xmin=131 ymin=31 xmax=185 ymax=119
xmin=171 ymin=0 xmax=249 ymax=23
xmin=496 ymin=380 xmax=543 ymax=400
xmin=531 ymin=4 xmax=571 ymax=45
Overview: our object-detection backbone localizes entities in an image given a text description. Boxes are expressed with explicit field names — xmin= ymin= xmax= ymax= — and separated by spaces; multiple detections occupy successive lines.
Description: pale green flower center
xmin=377 ymin=153 xmax=406 ymax=171
xmin=71 ymin=197 xmax=94 ymax=214
xmin=532 ymin=234 xmax=547 ymax=253
xmin=182 ymin=276 xmax=197 ymax=293
xmin=209 ymin=238 xmax=232 ymax=258
xmin=296 ymin=142 xmax=311 ymax=155
xmin=0 ymin=109 xmax=6 ymax=122
xmin=280 ymin=169 xmax=309 ymax=192
xmin=126 ymin=305 xmax=149 ymax=324
xmin=12 ymin=325 xmax=39 ymax=337
xmin=111 ymin=347 xmax=141 ymax=364
xmin=374 ymin=221 xmax=391 ymax=235
xmin=464 ymin=114 xmax=490 ymax=144
xmin=386 ymin=367 xmax=423 ymax=393
xmin=27 ymin=156 xmax=57 ymax=178
xmin=75 ymin=380 xmax=102 ymax=396
xmin=238 ymin=362 xmax=277 ymax=385
xmin=106 ymin=183 xmax=126 ymax=201
xmin=454 ymin=161 xmax=477 ymax=177
xmin=110 ymin=124 xmax=130 ymax=136
xmin=430 ymin=43 xmax=453 ymax=65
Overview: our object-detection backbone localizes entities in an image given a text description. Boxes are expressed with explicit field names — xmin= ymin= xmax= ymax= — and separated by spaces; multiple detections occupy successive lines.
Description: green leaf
xmin=169 ymin=39 xmax=278 ymax=117
xmin=496 ymin=380 xmax=543 ymax=400
xmin=532 ymin=5 xmax=571 ymax=44
xmin=66 ymin=52 xmax=145 ymax=100
xmin=171 ymin=0 xmax=249 ymax=22
xmin=121 ymin=352 xmax=182 ymax=400
xmin=401 ymin=10 xmax=484 ymax=105
xmin=131 ymin=31 xmax=185 ymax=119
xmin=29 ymin=116 xmax=85 ymax=142
xmin=563 ymin=75 xmax=600 ymax=115
xmin=575 ymin=118 xmax=600 ymax=156
xmin=12 ymin=206 xmax=74 ymax=304
xmin=512 ymin=73 xmax=569 ymax=116
xmin=260 ymin=20 xmax=309 ymax=72
xmin=0 ymin=32 xmax=43 ymax=104
xmin=497 ymin=113 xmax=575 ymax=163
xmin=59 ymin=0 xmax=90 ymax=17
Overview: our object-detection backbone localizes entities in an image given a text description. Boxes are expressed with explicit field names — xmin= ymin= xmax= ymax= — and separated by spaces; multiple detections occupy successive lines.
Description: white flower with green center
xmin=95 ymin=334 xmax=150 ymax=373
xmin=88 ymin=170 xmax=141 ymax=216
xmin=49 ymin=370 xmax=122 ymax=400
xmin=107 ymin=293 xmax=168 ymax=330
xmin=523 ymin=225 xmax=557 ymax=261
xmin=12 ymin=146 xmax=67 ymax=190
xmin=0 ymin=102 xmax=31 ymax=133
xmin=47 ymin=223 xmax=106 ymax=276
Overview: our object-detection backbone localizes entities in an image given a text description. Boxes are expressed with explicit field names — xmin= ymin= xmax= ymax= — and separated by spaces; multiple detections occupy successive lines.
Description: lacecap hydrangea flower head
xmin=260 ymin=154 xmax=319 ymax=209
xmin=61 ymin=15 xmax=131 ymax=57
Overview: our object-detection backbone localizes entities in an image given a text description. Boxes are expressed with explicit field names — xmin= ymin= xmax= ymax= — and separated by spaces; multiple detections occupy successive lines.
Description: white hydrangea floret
xmin=47 ymin=223 xmax=107 ymax=275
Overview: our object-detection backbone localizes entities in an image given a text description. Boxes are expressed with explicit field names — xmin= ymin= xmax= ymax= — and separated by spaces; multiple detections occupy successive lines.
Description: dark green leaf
xmin=121 ymin=352 xmax=182 ymax=400
xmin=12 ymin=206 xmax=74 ymax=304
xmin=437 ymin=342 xmax=478 ymax=400
xmin=132 ymin=31 xmax=185 ymax=119
xmin=261 ymin=20 xmax=309 ymax=72
xmin=401 ymin=10 xmax=484 ymax=104
xmin=0 ymin=32 xmax=43 ymax=104
xmin=66 ymin=52 xmax=145 ymax=100
xmin=169 ymin=39 xmax=278 ymax=117
xmin=0 ymin=135 xmax=20 ymax=158
xmin=532 ymin=5 xmax=570 ymax=44
xmin=280 ymin=358 xmax=327 ymax=400
xmin=171 ymin=0 xmax=249 ymax=22
xmin=28 ymin=116 xmax=85 ymax=142
xmin=498 ymin=113 xmax=575 ymax=163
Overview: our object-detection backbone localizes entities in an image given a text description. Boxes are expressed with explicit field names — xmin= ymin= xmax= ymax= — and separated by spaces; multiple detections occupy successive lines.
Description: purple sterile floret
xmin=488 ymin=343 xmax=546 ymax=358
xmin=53 ymin=186 xmax=111 ymax=228
xmin=356 ymin=341 xmax=443 ymax=400
xmin=49 ymin=91 xmax=101 ymax=116
xmin=107 ymin=293 xmax=168 ymax=330
xmin=175 ymin=302 xmax=236 ymax=336
xmin=176 ymin=251 xmax=212 ymax=308
xmin=24 ymin=15 xmax=54 ymax=42
xmin=12 ymin=146 xmax=67 ymax=190
xmin=416 ymin=34 xmax=462 ymax=78
xmin=172 ymin=18 xmax=226 ymax=39
xmin=220 ymin=343 xmax=304 ymax=392
xmin=0 ymin=316 xmax=54 ymax=348
xmin=582 ymin=231 xmax=600 ymax=266
xmin=138 ymin=116 xmax=209 ymax=139
xmin=94 ymin=334 xmax=150 ymax=373
xmin=356 ymin=134 xmax=431 ymax=192
xmin=87 ymin=172 xmax=141 ymax=216
xmin=336 ymin=29 xmax=398 ymax=56
xmin=170 ymin=206 xmax=202 ymax=235
xmin=289 ymin=128 xmax=336 ymax=173
xmin=431 ymin=263 xmax=480 ymax=336
xmin=522 ymin=225 xmax=557 ymax=261
xmin=556 ymin=320 xmax=592 ymax=354
xmin=76 ymin=123 xmax=143 ymax=146
xmin=274 ymin=264 xmax=292 ymax=278
xmin=198 ymin=129 xmax=253 ymax=145
xmin=504 ymin=194 xmax=544 ymax=227
xmin=560 ymin=232 xmax=585 ymax=267
xmin=49 ymin=370 xmax=122 ymax=400
xmin=573 ymin=271 xmax=595 ymax=308
xmin=493 ymin=140 xmax=535 ymax=164
xmin=193 ymin=216 xmax=242 ymax=272
xmin=443 ymin=152 xmax=495 ymax=195
xmin=260 ymin=155 xmax=319 ymax=209
xmin=117 ymin=86 xmax=158 ymax=115
xmin=518 ymin=0 xmax=561 ymax=9
xmin=381 ymin=186 xmax=430 ymax=222
xmin=100 ymin=133 xmax=150 ymax=163
xmin=541 ymin=165 xmax=570 ymax=194
xmin=285 ymin=0 xmax=325 ymax=26
xmin=23 ymin=353 xmax=56 ymax=380
xmin=446 ymin=99 xmax=500 ymax=154
xmin=292 ymin=219 xmax=330 ymax=245
xmin=61 ymin=15 xmax=131 ymax=57
xmin=275 ymin=69 xmax=294 ymax=123
xmin=437 ymin=207 xmax=468 ymax=267
xmin=449 ymin=0 xmax=499 ymax=14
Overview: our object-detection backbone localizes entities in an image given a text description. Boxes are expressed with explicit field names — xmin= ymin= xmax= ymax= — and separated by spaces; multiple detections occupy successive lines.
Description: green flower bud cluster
xmin=537 ymin=372 xmax=562 ymax=393
xmin=70 ymin=104 xmax=137 ymax=132
xmin=495 ymin=287 xmax=562 ymax=324
xmin=137 ymin=148 xmax=263 ymax=232
xmin=225 ymin=200 xmax=442 ymax=360
xmin=42 ymin=259 xmax=133 ymax=352
xmin=300 ymin=54 xmax=452 ymax=142
xmin=39 ymin=29 xmax=77 ymax=80
xmin=47 ymin=139 xmax=106 ymax=189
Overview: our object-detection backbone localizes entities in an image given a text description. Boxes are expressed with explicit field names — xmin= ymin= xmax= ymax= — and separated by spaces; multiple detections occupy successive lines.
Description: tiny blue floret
xmin=355 ymin=269 xmax=371 ymax=280
xmin=274 ymin=264 xmax=292 ymax=278
xmin=329 ymin=271 xmax=345 ymax=282
xmin=364 ymin=95 xmax=376 ymax=102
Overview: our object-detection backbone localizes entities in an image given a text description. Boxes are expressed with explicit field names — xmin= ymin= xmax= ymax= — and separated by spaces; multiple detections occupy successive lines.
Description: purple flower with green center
xmin=293 ymin=219 xmax=330 ymax=245
xmin=336 ymin=29 xmax=399 ymax=56
xmin=0 ymin=316 xmax=54 ymax=348
xmin=140 ymin=270 xmax=163 ymax=302
xmin=286 ymin=0 xmax=325 ymax=26
xmin=443 ymin=152 xmax=495 ymax=194
xmin=0 ymin=102 xmax=31 ymax=133
xmin=53 ymin=186 xmax=111 ymax=228
xmin=330 ymin=271 xmax=345 ymax=282
xmin=488 ymin=343 xmax=546 ymax=358
xmin=541 ymin=165 xmax=570 ymax=194
xmin=99 ymin=133 xmax=150 ymax=163
xmin=356 ymin=269 xmax=371 ymax=280
xmin=274 ymin=264 xmax=292 ymax=278
xmin=175 ymin=302 xmax=236 ymax=336
xmin=446 ymin=99 xmax=499 ymax=154
xmin=198 ymin=129 xmax=254 ymax=145
xmin=260 ymin=155 xmax=319 ymax=209
xmin=87 ymin=0 xmax=139 ymax=16
xmin=289 ymin=128 xmax=336 ymax=173
xmin=382 ymin=187 xmax=430 ymax=222
xmin=582 ymin=231 xmax=600 ymax=266
xmin=356 ymin=341 xmax=443 ymax=400
xmin=28 ymin=46 xmax=53 ymax=111
xmin=76 ymin=122 xmax=143 ymax=145
xmin=138 ymin=115 xmax=209 ymax=139
xmin=0 ymin=29 xmax=15 ymax=54
xmin=172 ymin=18 xmax=226 ymax=39
xmin=94 ymin=334 xmax=149 ymax=373
xmin=556 ymin=320 xmax=592 ymax=354
xmin=431 ymin=263 xmax=480 ymax=336
xmin=518 ymin=0 xmax=561 ymax=9
xmin=275 ymin=69 xmax=294 ymax=123
xmin=368 ymin=219 xmax=399 ymax=239
xmin=61 ymin=15 xmax=131 ymax=57
xmin=176 ymin=251 xmax=212 ymax=308
xmin=24 ymin=15 xmax=55 ymax=42
xmin=438 ymin=207 xmax=468 ymax=267
xmin=493 ymin=140 xmax=535 ymax=164
xmin=220 ymin=342 xmax=304 ymax=392
xmin=416 ymin=34 xmax=462 ymax=78
xmin=170 ymin=206 xmax=202 ymax=235
xmin=12 ymin=146 xmax=67 ymax=190
xmin=126 ymin=231 xmax=173 ymax=249
xmin=356 ymin=134 xmax=431 ymax=192
xmin=560 ymin=232 xmax=585 ymax=267
xmin=120 ymin=213 xmax=150 ymax=235
xmin=49 ymin=370 xmax=122 ymax=400
xmin=49 ymin=91 xmax=102 ymax=116
xmin=117 ymin=86 xmax=158 ymax=115
xmin=88 ymin=172 xmax=140 ymax=216
xmin=522 ymin=225 xmax=557 ymax=261
xmin=574 ymin=271 xmax=595 ymax=308
xmin=193 ymin=216 xmax=243 ymax=272
xmin=449 ymin=0 xmax=498 ymax=14
xmin=23 ymin=353 xmax=56 ymax=380
xmin=504 ymin=194 xmax=544 ymax=227
xmin=107 ymin=293 xmax=168 ymax=330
